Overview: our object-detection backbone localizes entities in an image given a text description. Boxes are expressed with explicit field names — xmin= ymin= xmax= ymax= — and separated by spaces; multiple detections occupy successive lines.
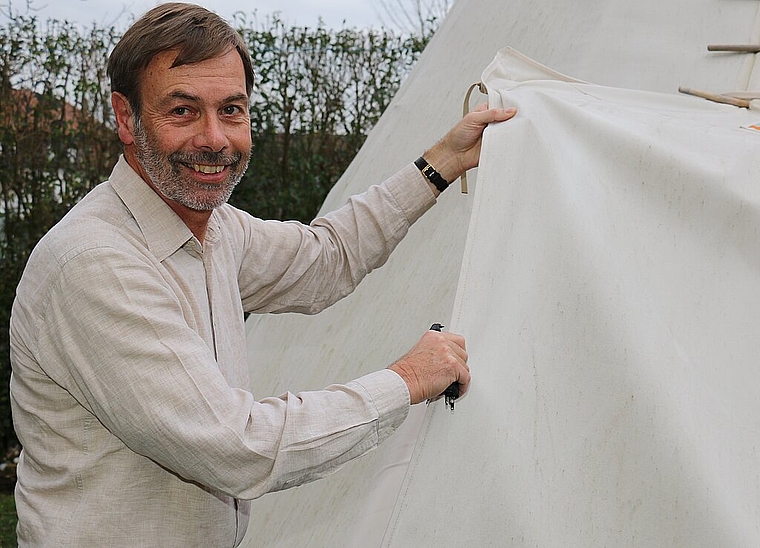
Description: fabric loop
xmin=460 ymin=82 xmax=489 ymax=194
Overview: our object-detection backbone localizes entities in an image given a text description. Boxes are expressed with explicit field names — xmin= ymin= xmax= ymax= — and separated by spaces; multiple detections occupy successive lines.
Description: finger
xmin=423 ymin=330 xmax=467 ymax=365
xmin=440 ymin=331 xmax=466 ymax=351
xmin=424 ymin=330 xmax=467 ymax=363
xmin=466 ymin=106 xmax=516 ymax=126
xmin=447 ymin=339 xmax=469 ymax=364
xmin=450 ymin=363 xmax=471 ymax=400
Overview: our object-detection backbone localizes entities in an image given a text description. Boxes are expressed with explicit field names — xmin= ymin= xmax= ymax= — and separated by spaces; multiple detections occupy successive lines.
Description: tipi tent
xmin=241 ymin=1 xmax=760 ymax=546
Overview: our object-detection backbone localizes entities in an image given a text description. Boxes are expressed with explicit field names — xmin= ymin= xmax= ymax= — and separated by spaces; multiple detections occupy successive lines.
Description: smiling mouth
xmin=189 ymin=163 xmax=226 ymax=174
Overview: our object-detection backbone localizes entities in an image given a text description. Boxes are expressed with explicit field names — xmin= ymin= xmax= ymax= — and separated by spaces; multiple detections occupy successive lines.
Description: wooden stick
xmin=678 ymin=86 xmax=751 ymax=108
xmin=723 ymin=91 xmax=760 ymax=100
xmin=707 ymin=44 xmax=760 ymax=53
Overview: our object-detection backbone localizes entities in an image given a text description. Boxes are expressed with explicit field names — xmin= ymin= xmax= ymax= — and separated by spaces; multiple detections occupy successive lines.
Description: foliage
xmin=0 ymin=491 xmax=15 ymax=546
xmin=0 ymin=11 xmax=429 ymax=459
xmin=376 ymin=0 xmax=453 ymax=41
xmin=0 ymin=14 xmax=122 ymax=454
xmin=232 ymin=15 xmax=426 ymax=220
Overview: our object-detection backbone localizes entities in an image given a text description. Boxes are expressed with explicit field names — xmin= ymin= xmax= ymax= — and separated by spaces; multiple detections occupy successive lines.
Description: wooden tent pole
xmin=707 ymin=44 xmax=760 ymax=53
xmin=678 ymin=86 xmax=751 ymax=108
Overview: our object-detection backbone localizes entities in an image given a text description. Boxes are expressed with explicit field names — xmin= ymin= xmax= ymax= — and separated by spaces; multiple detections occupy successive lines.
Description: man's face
xmin=123 ymin=48 xmax=252 ymax=211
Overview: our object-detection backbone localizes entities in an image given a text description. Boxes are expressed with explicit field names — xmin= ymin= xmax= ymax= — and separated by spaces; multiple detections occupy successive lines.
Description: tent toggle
xmin=677 ymin=44 xmax=760 ymax=108
xmin=707 ymin=44 xmax=760 ymax=53
xmin=678 ymin=87 xmax=753 ymax=108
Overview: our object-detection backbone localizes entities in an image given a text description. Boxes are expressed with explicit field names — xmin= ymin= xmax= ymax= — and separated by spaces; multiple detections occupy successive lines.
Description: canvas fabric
xmin=382 ymin=48 xmax=760 ymax=547
xmin=241 ymin=1 xmax=760 ymax=546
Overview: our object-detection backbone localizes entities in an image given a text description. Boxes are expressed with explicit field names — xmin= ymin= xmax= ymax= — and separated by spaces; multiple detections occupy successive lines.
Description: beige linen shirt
xmin=10 ymin=156 xmax=436 ymax=547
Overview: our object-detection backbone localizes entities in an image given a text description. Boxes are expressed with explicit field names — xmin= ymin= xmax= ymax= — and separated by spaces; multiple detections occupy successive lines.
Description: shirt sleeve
xmin=34 ymin=242 xmax=411 ymax=500
xmin=234 ymin=163 xmax=437 ymax=314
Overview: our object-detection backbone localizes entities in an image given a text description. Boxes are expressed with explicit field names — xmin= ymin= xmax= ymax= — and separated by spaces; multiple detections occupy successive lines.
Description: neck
xmin=163 ymin=200 xmax=212 ymax=245
xmin=123 ymin=152 xmax=212 ymax=244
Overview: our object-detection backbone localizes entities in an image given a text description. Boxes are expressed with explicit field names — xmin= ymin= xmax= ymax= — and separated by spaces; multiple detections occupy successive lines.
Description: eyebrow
xmin=164 ymin=90 xmax=250 ymax=106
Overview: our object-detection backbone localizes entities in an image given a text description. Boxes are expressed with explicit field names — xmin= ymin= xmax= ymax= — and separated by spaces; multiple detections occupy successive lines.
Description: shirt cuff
xmin=383 ymin=163 xmax=438 ymax=226
xmin=349 ymin=369 xmax=410 ymax=445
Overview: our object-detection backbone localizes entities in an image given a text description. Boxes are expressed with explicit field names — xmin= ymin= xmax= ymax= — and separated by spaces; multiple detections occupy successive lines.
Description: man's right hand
xmin=389 ymin=329 xmax=470 ymax=405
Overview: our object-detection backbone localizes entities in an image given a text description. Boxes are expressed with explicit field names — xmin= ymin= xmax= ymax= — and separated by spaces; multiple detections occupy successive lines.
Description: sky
xmin=9 ymin=0 xmax=384 ymax=30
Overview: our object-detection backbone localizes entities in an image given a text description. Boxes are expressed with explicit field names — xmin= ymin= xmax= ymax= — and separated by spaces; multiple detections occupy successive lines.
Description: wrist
xmin=414 ymin=156 xmax=450 ymax=193
xmin=421 ymin=143 xmax=462 ymax=184
xmin=388 ymin=362 xmax=421 ymax=405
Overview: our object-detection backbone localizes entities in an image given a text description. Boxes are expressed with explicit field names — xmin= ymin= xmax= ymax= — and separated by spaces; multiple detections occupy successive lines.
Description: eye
xmin=172 ymin=106 xmax=192 ymax=116
xmin=222 ymin=105 xmax=243 ymax=116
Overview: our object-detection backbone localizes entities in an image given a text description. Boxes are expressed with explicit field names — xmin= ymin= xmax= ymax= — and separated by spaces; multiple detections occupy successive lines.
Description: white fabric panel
xmin=382 ymin=53 xmax=760 ymax=547
xmin=242 ymin=2 xmax=760 ymax=546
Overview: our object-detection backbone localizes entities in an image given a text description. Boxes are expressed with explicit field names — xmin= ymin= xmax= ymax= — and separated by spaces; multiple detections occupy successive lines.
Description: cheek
xmin=150 ymin=123 xmax=194 ymax=152
xmin=231 ymin=125 xmax=252 ymax=151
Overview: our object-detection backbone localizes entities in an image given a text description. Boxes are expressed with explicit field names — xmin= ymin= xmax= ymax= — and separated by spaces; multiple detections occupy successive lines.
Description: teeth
xmin=192 ymin=164 xmax=225 ymax=174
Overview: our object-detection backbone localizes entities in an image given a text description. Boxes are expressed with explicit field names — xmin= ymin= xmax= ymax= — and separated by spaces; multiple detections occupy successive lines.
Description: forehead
xmin=140 ymin=48 xmax=248 ymax=104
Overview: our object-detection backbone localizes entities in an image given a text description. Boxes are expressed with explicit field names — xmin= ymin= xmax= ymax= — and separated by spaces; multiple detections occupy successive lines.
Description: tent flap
xmin=382 ymin=51 xmax=760 ymax=547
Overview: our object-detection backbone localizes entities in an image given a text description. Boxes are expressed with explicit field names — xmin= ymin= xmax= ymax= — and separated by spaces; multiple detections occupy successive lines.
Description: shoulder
xmin=38 ymin=182 xmax=145 ymax=267
xmin=12 ymin=183 xmax=153 ymax=343
xmin=18 ymin=182 xmax=156 ymax=312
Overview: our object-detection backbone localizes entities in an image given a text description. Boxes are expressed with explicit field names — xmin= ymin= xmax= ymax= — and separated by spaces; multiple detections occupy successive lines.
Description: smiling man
xmin=8 ymin=2 xmax=515 ymax=546
xmin=112 ymin=24 xmax=254 ymax=239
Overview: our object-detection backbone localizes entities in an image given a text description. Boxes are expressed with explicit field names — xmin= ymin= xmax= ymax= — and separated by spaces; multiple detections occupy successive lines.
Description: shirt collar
xmin=109 ymin=155 xmax=195 ymax=261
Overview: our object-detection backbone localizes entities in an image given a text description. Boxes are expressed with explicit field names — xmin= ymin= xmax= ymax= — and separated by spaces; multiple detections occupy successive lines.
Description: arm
xmin=236 ymin=106 xmax=517 ymax=315
xmin=235 ymin=164 xmax=435 ymax=315
xmin=238 ymin=107 xmax=515 ymax=420
xmin=34 ymin=245 xmax=408 ymax=500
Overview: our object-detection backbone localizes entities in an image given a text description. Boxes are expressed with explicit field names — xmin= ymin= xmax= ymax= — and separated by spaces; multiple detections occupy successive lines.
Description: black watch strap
xmin=414 ymin=156 xmax=450 ymax=192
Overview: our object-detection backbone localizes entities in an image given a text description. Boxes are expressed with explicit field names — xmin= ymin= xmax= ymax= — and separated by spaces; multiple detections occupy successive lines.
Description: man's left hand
xmin=423 ymin=105 xmax=517 ymax=190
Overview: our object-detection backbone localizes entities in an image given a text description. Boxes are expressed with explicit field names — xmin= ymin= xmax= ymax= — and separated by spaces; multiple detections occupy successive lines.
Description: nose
xmin=193 ymin=114 xmax=229 ymax=152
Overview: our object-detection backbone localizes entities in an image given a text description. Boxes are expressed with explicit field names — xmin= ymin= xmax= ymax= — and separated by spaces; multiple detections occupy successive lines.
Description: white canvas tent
xmin=241 ymin=1 xmax=760 ymax=546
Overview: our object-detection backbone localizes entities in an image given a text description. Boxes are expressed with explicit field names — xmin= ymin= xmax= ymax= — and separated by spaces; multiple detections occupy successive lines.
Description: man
xmin=9 ymin=3 xmax=516 ymax=546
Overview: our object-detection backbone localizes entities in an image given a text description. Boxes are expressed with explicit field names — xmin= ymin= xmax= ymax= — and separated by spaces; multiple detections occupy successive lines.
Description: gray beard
xmin=132 ymin=116 xmax=250 ymax=211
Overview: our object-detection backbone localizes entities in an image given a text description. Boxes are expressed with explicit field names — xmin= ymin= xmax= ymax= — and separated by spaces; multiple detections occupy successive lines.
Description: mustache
xmin=168 ymin=150 xmax=244 ymax=166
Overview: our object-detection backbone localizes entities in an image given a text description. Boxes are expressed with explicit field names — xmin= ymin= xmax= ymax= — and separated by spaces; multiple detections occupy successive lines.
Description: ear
xmin=111 ymin=92 xmax=135 ymax=146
